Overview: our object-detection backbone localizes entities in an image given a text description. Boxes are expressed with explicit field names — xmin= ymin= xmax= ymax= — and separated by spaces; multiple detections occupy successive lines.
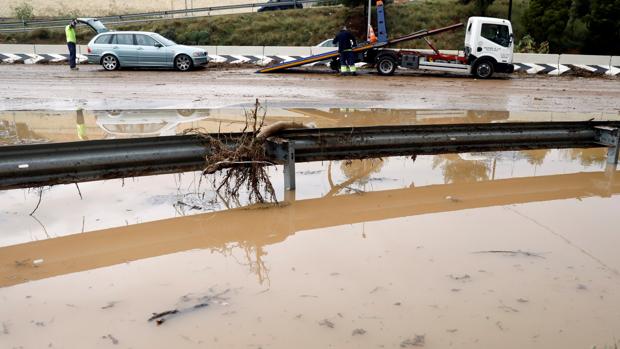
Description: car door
xmin=135 ymin=34 xmax=167 ymax=67
xmin=111 ymin=34 xmax=138 ymax=67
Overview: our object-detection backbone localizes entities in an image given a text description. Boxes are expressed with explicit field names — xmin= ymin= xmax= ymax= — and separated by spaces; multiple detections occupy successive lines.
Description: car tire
xmin=376 ymin=55 xmax=397 ymax=76
xmin=473 ymin=60 xmax=494 ymax=79
xmin=175 ymin=54 xmax=193 ymax=72
xmin=101 ymin=54 xmax=119 ymax=71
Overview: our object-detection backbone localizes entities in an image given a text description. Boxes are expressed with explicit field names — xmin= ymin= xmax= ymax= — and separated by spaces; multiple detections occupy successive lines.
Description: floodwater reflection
xmin=1 ymin=108 xmax=618 ymax=144
xmin=0 ymin=148 xmax=619 ymax=349
xmin=1 ymin=167 xmax=618 ymax=288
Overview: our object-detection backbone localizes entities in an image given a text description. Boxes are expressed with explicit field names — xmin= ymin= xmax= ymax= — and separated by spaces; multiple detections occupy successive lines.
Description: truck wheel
xmin=376 ymin=56 xmax=397 ymax=76
xmin=473 ymin=60 xmax=494 ymax=79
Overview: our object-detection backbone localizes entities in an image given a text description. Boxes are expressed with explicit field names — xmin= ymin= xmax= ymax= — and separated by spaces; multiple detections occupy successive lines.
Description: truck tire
xmin=376 ymin=55 xmax=397 ymax=76
xmin=473 ymin=60 xmax=494 ymax=79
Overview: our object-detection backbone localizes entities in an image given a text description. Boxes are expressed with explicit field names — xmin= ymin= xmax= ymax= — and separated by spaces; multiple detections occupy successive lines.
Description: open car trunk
xmin=77 ymin=18 xmax=109 ymax=34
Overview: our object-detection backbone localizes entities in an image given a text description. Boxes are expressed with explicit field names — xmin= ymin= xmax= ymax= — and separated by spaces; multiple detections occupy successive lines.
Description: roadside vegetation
xmin=1 ymin=0 xmax=617 ymax=54
xmin=0 ymin=1 xmax=526 ymax=50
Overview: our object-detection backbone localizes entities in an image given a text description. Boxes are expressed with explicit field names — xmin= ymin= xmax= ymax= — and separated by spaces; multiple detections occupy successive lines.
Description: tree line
xmin=342 ymin=0 xmax=619 ymax=55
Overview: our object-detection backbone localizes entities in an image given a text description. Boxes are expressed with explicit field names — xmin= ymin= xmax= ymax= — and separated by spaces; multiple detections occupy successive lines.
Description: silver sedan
xmin=86 ymin=31 xmax=208 ymax=71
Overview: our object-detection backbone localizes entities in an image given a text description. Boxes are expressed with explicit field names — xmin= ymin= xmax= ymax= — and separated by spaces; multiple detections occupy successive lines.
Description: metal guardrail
xmin=1 ymin=121 xmax=619 ymax=191
xmin=0 ymin=0 xmax=319 ymax=33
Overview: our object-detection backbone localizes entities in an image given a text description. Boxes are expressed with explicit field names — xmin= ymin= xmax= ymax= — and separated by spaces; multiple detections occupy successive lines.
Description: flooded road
xmin=1 ymin=145 xmax=619 ymax=348
xmin=1 ymin=108 xmax=618 ymax=145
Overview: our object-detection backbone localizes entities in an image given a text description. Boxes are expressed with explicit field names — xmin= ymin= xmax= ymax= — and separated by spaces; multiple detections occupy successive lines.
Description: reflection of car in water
xmin=94 ymin=109 xmax=210 ymax=138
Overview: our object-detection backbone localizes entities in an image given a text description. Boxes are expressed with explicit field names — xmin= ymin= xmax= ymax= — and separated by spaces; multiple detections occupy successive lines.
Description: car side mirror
xmin=154 ymin=43 xmax=163 ymax=48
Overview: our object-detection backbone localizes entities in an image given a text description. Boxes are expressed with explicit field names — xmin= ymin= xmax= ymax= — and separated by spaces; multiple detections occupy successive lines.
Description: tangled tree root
xmin=186 ymin=100 xmax=315 ymax=205
xmin=186 ymin=100 xmax=277 ymax=204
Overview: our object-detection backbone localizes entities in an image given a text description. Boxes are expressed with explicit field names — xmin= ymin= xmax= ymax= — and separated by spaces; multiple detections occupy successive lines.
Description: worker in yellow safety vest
xmin=332 ymin=26 xmax=358 ymax=76
xmin=65 ymin=19 xmax=78 ymax=70
xmin=76 ymin=109 xmax=88 ymax=140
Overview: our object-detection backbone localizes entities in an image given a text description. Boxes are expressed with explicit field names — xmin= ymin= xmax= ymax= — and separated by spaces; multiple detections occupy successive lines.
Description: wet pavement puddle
xmin=1 ymin=108 xmax=619 ymax=145
xmin=1 ymin=109 xmax=619 ymax=349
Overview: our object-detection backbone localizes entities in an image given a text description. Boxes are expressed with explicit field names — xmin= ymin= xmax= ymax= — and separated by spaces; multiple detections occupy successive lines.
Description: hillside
xmin=0 ymin=0 xmax=527 ymax=49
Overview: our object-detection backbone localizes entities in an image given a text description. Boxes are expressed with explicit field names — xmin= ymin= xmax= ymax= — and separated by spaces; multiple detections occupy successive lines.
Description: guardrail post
xmin=283 ymin=142 xmax=296 ymax=191
xmin=594 ymin=126 xmax=620 ymax=165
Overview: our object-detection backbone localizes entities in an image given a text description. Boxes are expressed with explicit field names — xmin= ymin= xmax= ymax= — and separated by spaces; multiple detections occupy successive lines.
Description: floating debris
xmin=319 ymin=319 xmax=335 ymax=328
xmin=352 ymin=328 xmax=367 ymax=336
xmin=400 ymin=334 xmax=425 ymax=347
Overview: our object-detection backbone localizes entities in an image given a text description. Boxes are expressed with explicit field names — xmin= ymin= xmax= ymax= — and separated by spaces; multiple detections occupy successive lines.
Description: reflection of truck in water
xmin=94 ymin=109 xmax=210 ymax=138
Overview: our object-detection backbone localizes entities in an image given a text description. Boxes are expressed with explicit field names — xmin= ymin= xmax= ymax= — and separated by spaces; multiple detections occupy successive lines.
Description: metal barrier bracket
xmin=594 ymin=126 xmax=620 ymax=165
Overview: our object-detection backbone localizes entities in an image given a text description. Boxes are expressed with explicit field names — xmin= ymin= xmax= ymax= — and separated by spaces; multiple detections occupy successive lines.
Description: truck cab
xmin=464 ymin=17 xmax=514 ymax=78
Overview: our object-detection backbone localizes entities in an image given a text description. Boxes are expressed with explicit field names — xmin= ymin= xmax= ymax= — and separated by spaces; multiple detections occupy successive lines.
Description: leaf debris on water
xmin=400 ymin=334 xmax=425 ymax=347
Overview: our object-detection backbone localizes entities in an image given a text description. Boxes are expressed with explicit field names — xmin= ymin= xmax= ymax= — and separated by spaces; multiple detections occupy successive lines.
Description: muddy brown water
xmin=1 ymin=143 xmax=619 ymax=348
xmin=1 ymin=108 xmax=618 ymax=145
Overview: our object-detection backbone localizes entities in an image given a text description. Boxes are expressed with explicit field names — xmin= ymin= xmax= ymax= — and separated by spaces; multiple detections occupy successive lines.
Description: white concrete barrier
xmin=34 ymin=44 xmax=68 ymax=54
xmin=0 ymin=44 xmax=36 ymax=53
xmin=513 ymin=53 xmax=559 ymax=64
xmin=263 ymin=46 xmax=312 ymax=57
xmin=1 ymin=43 xmax=618 ymax=76
xmin=215 ymin=45 xmax=264 ymax=56
xmin=609 ymin=56 xmax=620 ymax=76
xmin=559 ymin=54 xmax=612 ymax=66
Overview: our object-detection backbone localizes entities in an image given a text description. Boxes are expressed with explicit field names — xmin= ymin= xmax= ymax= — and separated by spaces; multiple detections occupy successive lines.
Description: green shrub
xmin=28 ymin=28 xmax=50 ymax=40
xmin=12 ymin=1 xmax=34 ymax=21
xmin=515 ymin=34 xmax=549 ymax=53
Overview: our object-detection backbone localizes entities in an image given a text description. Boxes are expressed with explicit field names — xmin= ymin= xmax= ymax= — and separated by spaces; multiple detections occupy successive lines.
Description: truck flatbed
xmin=256 ymin=23 xmax=464 ymax=73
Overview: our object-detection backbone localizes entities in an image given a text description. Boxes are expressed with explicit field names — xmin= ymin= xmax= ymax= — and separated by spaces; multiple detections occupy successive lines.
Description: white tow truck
xmin=367 ymin=16 xmax=515 ymax=78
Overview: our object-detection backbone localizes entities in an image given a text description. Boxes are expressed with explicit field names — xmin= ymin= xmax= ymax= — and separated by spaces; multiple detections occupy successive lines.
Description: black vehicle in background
xmin=257 ymin=0 xmax=303 ymax=12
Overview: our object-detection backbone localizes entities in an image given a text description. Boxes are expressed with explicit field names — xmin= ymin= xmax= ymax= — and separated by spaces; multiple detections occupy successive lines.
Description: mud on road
xmin=0 ymin=65 xmax=619 ymax=112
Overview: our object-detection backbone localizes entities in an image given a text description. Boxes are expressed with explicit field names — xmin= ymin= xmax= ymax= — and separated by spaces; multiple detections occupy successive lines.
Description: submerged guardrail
xmin=0 ymin=121 xmax=619 ymax=191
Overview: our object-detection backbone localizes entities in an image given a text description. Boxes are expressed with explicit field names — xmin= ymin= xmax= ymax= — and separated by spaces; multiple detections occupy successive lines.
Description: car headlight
xmin=192 ymin=51 xmax=205 ymax=57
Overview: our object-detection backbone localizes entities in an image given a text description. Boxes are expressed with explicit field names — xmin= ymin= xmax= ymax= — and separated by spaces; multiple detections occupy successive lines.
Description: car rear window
xmin=112 ymin=34 xmax=135 ymax=45
xmin=94 ymin=35 xmax=112 ymax=44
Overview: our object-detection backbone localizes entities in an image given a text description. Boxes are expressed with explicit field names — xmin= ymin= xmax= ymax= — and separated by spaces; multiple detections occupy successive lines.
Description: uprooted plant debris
xmin=148 ymin=289 xmax=230 ymax=326
xmin=185 ymin=99 xmax=311 ymax=205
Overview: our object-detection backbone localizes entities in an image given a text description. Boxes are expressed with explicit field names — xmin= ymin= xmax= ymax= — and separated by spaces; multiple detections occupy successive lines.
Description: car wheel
xmin=376 ymin=55 xmax=397 ymax=76
xmin=473 ymin=60 xmax=494 ymax=79
xmin=175 ymin=54 xmax=193 ymax=72
xmin=101 ymin=54 xmax=119 ymax=71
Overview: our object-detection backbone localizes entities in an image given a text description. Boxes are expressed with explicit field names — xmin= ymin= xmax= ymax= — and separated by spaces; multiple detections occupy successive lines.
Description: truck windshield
xmin=151 ymin=34 xmax=176 ymax=46
xmin=481 ymin=23 xmax=510 ymax=47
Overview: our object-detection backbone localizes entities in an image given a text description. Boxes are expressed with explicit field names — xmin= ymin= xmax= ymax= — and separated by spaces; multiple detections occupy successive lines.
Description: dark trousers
xmin=339 ymin=50 xmax=355 ymax=67
xmin=67 ymin=42 xmax=76 ymax=68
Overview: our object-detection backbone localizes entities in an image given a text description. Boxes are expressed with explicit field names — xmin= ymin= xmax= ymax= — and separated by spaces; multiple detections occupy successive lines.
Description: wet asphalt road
xmin=0 ymin=64 xmax=619 ymax=112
